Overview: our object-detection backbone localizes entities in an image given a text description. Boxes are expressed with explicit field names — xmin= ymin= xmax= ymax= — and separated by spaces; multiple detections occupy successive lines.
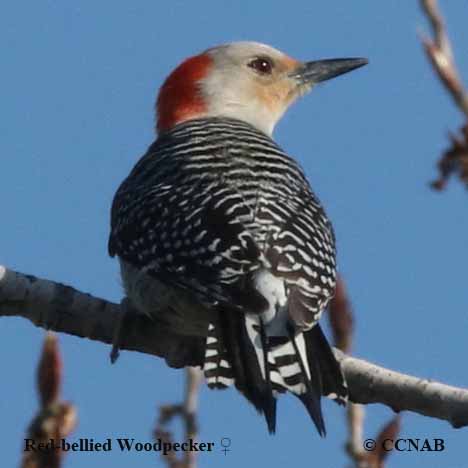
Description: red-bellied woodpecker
xmin=109 ymin=42 xmax=367 ymax=435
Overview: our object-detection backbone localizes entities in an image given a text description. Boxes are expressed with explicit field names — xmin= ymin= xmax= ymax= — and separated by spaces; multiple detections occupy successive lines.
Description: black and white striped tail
xmin=202 ymin=313 xmax=347 ymax=435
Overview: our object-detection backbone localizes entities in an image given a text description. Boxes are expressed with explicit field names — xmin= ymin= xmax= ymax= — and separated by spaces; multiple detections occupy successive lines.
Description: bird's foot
xmin=110 ymin=297 xmax=132 ymax=364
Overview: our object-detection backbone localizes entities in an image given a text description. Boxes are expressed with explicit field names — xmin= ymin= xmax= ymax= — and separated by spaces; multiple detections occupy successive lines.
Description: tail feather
xmin=237 ymin=312 xmax=277 ymax=433
xmin=202 ymin=312 xmax=346 ymax=435
xmin=204 ymin=311 xmax=277 ymax=432
xmin=304 ymin=324 xmax=348 ymax=405
xmin=258 ymin=317 xmax=277 ymax=433
xmin=203 ymin=323 xmax=235 ymax=389
xmin=287 ymin=324 xmax=325 ymax=436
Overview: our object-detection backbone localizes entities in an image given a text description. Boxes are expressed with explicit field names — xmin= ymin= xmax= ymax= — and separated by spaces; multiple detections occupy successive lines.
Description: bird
xmin=108 ymin=41 xmax=367 ymax=435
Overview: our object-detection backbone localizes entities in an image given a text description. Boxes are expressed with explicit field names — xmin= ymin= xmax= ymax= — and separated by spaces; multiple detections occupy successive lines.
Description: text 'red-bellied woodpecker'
xmin=109 ymin=42 xmax=367 ymax=435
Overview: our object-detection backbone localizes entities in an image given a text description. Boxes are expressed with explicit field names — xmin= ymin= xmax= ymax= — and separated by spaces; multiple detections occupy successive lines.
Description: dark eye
xmin=248 ymin=57 xmax=273 ymax=75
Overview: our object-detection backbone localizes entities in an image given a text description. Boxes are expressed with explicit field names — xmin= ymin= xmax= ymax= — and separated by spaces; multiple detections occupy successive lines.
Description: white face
xmin=200 ymin=42 xmax=308 ymax=135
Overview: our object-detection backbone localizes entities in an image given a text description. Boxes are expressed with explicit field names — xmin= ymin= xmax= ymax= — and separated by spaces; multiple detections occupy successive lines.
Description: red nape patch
xmin=156 ymin=54 xmax=212 ymax=133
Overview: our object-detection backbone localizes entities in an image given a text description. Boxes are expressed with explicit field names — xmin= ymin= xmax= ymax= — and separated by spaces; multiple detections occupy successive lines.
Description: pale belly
xmin=119 ymin=260 xmax=218 ymax=337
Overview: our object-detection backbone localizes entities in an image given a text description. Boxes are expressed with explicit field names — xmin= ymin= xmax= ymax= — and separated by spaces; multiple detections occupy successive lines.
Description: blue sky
xmin=2 ymin=1 xmax=468 ymax=467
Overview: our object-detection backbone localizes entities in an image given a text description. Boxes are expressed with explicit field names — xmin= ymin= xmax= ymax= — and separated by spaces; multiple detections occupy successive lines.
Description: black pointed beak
xmin=291 ymin=57 xmax=368 ymax=84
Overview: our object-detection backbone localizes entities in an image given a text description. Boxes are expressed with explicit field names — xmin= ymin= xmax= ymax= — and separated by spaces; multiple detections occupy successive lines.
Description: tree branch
xmin=336 ymin=349 xmax=468 ymax=429
xmin=1 ymin=266 xmax=468 ymax=429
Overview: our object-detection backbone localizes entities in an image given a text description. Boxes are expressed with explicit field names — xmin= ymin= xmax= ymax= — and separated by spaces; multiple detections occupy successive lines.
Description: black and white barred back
xmin=109 ymin=117 xmax=347 ymax=435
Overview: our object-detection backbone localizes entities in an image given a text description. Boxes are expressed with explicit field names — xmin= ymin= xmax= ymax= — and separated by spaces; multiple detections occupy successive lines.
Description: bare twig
xmin=420 ymin=0 xmax=468 ymax=118
xmin=154 ymin=367 xmax=202 ymax=468
xmin=330 ymin=276 xmax=362 ymax=466
xmin=21 ymin=333 xmax=77 ymax=468
xmin=366 ymin=416 xmax=401 ymax=468
xmin=329 ymin=277 xmax=368 ymax=467
xmin=345 ymin=403 xmax=367 ymax=467
xmin=330 ymin=277 xmax=403 ymax=468
xmin=2 ymin=266 xmax=468 ymax=428
xmin=419 ymin=0 xmax=468 ymax=189
xmin=329 ymin=276 xmax=353 ymax=354
xmin=431 ymin=124 xmax=468 ymax=190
